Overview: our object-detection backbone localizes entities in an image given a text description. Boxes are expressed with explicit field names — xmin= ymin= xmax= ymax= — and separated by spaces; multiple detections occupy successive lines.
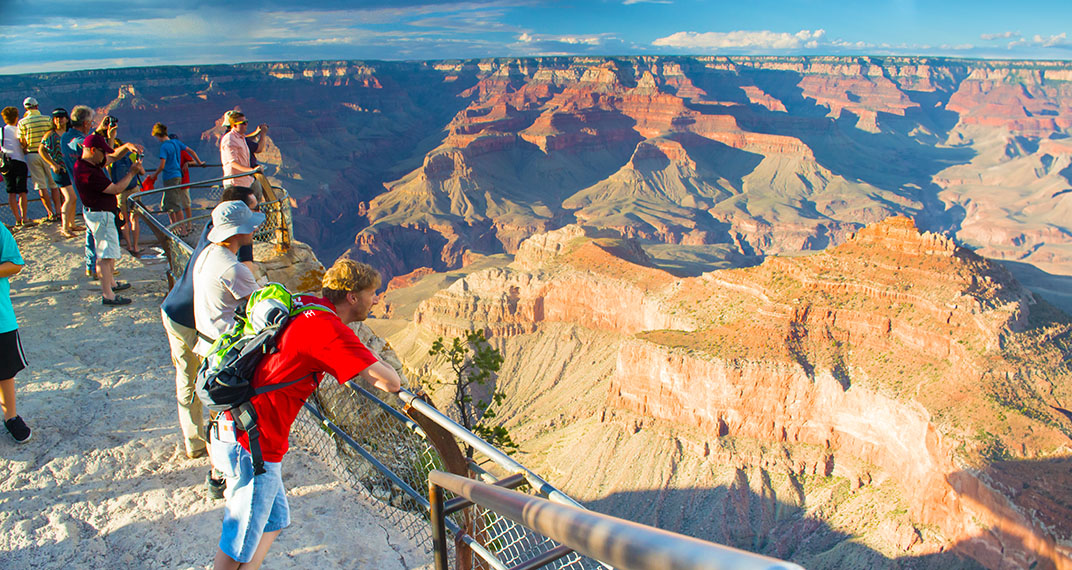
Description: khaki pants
xmin=161 ymin=309 xmax=207 ymax=454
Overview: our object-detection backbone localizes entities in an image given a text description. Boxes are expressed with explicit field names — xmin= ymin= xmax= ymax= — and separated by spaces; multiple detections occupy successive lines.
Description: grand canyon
xmin=2 ymin=55 xmax=1071 ymax=568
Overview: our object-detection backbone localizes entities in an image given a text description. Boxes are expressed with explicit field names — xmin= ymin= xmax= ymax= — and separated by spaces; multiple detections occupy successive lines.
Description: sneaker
xmin=102 ymin=295 xmax=132 ymax=306
xmin=206 ymin=470 xmax=227 ymax=500
xmin=112 ymin=281 xmax=131 ymax=292
xmin=5 ymin=416 xmax=31 ymax=444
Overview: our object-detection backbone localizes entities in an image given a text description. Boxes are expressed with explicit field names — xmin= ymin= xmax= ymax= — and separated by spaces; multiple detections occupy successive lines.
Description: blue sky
xmin=0 ymin=0 xmax=1069 ymax=75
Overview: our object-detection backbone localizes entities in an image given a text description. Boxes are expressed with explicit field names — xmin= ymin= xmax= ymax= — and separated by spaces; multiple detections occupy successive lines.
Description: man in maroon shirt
xmin=72 ymin=133 xmax=144 ymax=305
xmin=211 ymin=259 xmax=402 ymax=570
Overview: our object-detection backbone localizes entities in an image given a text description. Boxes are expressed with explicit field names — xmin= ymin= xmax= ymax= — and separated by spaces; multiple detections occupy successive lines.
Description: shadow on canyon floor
xmin=582 ymin=457 xmax=1072 ymax=569
xmin=999 ymin=260 xmax=1072 ymax=316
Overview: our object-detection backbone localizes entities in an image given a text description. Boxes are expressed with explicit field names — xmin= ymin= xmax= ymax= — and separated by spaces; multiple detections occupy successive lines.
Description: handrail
xmin=429 ymin=471 xmax=805 ymax=570
xmin=398 ymin=388 xmax=586 ymax=511
xmin=129 ymin=168 xmax=262 ymax=202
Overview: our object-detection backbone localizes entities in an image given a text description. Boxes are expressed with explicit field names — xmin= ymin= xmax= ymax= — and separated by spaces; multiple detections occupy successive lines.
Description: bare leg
xmin=17 ymin=194 xmax=29 ymax=222
xmin=121 ymin=213 xmax=133 ymax=251
xmin=99 ymin=257 xmax=116 ymax=299
xmin=50 ymin=187 xmax=63 ymax=217
xmin=130 ymin=211 xmax=140 ymax=252
xmin=0 ymin=377 xmax=17 ymax=421
xmin=212 ymin=530 xmax=279 ymax=570
xmin=7 ymin=194 xmax=20 ymax=223
xmin=60 ymin=186 xmax=77 ymax=230
xmin=37 ymin=186 xmax=56 ymax=218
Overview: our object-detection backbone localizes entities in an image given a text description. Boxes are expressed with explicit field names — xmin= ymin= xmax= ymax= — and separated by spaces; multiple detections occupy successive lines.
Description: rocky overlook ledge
xmin=0 ymin=228 xmax=426 ymax=568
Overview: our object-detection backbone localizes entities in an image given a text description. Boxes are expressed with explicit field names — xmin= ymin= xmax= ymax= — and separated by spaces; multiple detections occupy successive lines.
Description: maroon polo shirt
xmin=73 ymin=158 xmax=118 ymax=213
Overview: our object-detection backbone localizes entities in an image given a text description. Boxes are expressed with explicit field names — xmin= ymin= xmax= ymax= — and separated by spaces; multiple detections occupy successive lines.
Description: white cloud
xmin=1033 ymin=33 xmax=1068 ymax=47
xmin=518 ymin=32 xmax=609 ymax=46
xmin=623 ymin=0 xmax=672 ymax=4
xmin=653 ymin=29 xmax=825 ymax=50
xmin=980 ymin=31 xmax=1020 ymax=41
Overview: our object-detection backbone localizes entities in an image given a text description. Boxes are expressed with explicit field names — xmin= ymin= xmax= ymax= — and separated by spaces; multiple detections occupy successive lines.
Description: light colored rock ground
xmin=0 ymin=223 xmax=430 ymax=569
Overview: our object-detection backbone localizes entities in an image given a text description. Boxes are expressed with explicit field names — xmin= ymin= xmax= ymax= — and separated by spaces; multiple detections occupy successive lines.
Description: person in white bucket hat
xmin=193 ymin=200 xmax=265 ymax=356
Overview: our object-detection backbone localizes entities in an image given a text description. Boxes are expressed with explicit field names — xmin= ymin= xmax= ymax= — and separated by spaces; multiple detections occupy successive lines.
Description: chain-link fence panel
xmin=293 ymin=379 xmax=607 ymax=570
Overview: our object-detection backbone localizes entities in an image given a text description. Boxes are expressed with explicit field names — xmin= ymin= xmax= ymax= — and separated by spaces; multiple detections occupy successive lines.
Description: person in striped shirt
xmin=16 ymin=97 xmax=58 ymax=221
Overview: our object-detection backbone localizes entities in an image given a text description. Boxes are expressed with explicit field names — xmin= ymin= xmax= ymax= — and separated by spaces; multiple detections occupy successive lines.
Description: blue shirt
xmin=158 ymin=139 xmax=187 ymax=180
xmin=61 ymin=129 xmax=86 ymax=190
xmin=0 ymin=224 xmax=24 ymax=333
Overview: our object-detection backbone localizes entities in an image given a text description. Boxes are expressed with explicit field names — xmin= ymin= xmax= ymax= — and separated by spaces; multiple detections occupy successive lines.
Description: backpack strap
xmin=240 ymin=372 xmax=316 ymax=475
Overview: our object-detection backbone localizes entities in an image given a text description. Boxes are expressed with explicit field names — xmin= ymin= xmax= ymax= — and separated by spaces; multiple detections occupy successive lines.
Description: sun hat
xmin=207 ymin=200 xmax=266 ymax=242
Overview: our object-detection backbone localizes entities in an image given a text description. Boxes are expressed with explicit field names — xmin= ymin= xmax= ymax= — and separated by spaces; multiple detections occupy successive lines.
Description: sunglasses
xmin=235 ymin=120 xmax=248 ymax=125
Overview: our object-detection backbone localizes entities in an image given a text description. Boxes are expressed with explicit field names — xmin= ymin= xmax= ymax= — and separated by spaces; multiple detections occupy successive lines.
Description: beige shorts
xmin=160 ymin=178 xmax=190 ymax=212
xmin=25 ymin=153 xmax=58 ymax=191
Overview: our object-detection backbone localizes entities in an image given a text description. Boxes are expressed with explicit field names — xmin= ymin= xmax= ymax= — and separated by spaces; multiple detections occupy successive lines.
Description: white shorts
xmin=83 ymin=210 xmax=122 ymax=260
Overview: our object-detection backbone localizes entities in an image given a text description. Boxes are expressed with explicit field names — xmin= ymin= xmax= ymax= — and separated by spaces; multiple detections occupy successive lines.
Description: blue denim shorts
xmin=213 ymin=438 xmax=290 ymax=563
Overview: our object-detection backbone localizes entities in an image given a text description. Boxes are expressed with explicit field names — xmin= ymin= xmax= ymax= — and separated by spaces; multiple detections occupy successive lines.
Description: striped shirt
xmin=17 ymin=110 xmax=52 ymax=151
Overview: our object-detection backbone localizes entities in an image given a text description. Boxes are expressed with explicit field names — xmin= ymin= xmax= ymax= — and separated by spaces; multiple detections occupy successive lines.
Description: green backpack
xmin=195 ymin=283 xmax=331 ymax=474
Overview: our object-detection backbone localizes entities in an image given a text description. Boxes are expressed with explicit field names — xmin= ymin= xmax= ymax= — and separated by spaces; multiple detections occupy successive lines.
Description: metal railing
xmin=125 ymin=169 xmax=802 ymax=570
xmin=429 ymin=470 xmax=805 ymax=570
xmin=128 ymin=168 xmax=292 ymax=286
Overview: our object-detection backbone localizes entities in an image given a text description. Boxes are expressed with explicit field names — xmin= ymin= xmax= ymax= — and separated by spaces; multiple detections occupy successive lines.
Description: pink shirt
xmin=219 ymin=129 xmax=252 ymax=187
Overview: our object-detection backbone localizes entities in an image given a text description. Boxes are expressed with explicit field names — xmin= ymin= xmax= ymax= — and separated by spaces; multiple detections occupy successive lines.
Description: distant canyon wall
xmin=4 ymin=56 xmax=1071 ymax=284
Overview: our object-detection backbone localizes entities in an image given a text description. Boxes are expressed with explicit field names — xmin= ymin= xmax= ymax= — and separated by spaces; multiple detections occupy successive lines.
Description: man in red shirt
xmin=211 ymin=259 xmax=402 ymax=570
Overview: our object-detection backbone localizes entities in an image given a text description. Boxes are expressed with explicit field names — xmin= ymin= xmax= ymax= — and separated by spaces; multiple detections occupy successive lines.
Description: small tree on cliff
xmin=428 ymin=330 xmax=517 ymax=458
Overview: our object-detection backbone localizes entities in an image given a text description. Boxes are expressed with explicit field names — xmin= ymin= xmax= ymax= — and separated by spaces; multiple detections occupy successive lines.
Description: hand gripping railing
xmin=429 ymin=470 xmax=805 ymax=570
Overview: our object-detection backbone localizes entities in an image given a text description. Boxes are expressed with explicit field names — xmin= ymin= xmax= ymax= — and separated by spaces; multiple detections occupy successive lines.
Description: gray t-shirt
xmin=192 ymin=243 xmax=257 ymax=355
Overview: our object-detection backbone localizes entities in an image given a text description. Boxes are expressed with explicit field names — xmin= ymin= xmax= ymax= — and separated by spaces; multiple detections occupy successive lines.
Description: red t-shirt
xmin=240 ymin=297 xmax=378 ymax=462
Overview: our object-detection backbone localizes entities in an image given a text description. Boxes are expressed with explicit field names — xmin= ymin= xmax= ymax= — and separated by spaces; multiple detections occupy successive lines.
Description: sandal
xmin=61 ymin=230 xmax=76 ymax=239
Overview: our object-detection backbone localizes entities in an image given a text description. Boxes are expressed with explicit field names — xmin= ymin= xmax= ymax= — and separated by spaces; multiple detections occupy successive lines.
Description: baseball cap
xmin=51 ymin=108 xmax=69 ymax=119
xmin=23 ymin=97 xmax=38 ymax=108
xmin=207 ymin=200 xmax=266 ymax=242
xmin=82 ymin=133 xmax=113 ymax=154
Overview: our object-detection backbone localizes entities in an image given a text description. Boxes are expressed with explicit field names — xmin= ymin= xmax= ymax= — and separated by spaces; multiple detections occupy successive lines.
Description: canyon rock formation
xmin=388 ymin=218 xmax=1072 ymax=569
xmin=4 ymin=57 xmax=1071 ymax=306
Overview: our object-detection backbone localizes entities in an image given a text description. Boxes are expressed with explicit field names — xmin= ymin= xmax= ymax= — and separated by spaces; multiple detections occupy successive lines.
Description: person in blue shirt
xmin=0 ymin=223 xmax=31 ymax=443
xmin=63 ymin=105 xmax=97 ymax=278
xmin=150 ymin=123 xmax=203 ymax=231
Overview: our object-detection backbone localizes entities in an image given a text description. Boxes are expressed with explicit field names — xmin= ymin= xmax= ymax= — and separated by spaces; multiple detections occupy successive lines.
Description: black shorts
xmin=4 ymin=159 xmax=29 ymax=194
xmin=0 ymin=329 xmax=27 ymax=379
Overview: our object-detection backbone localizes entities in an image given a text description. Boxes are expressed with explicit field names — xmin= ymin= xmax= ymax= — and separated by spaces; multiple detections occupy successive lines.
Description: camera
xmin=104 ymin=116 xmax=118 ymax=127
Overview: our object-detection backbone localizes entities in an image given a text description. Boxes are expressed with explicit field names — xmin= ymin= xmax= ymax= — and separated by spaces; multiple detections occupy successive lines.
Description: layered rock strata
xmin=396 ymin=218 xmax=1072 ymax=569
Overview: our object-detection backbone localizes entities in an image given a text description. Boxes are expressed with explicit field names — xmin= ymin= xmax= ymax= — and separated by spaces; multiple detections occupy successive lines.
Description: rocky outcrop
xmin=396 ymin=217 xmax=1072 ymax=569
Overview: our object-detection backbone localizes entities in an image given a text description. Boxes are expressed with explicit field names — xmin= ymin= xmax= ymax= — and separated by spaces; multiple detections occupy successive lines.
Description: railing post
xmin=430 ymin=480 xmax=450 ymax=570
xmin=255 ymin=171 xmax=290 ymax=253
